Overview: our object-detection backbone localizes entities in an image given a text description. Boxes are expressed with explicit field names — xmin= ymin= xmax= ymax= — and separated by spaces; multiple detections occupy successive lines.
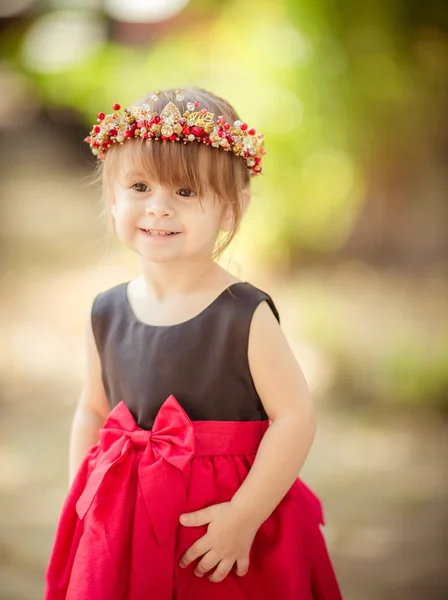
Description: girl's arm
xmin=68 ymin=312 xmax=110 ymax=486
xmin=229 ymin=300 xmax=316 ymax=522
xmin=179 ymin=300 xmax=317 ymax=580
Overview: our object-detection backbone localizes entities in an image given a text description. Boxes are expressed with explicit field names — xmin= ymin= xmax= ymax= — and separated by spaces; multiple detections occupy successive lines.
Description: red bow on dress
xmin=76 ymin=395 xmax=195 ymax=545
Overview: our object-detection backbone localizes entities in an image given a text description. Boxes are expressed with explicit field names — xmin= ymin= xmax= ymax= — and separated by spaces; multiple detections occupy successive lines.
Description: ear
xmin=220 ymin=187 xmax=252 ymax=232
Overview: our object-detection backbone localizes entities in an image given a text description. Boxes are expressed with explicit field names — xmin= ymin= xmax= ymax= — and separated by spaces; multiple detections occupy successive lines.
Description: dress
xmin=45 ymin=281 xmax=342 ymax=600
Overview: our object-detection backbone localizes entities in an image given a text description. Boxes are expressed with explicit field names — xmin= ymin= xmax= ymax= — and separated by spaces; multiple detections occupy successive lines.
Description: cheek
xmin=191 ymin=204 xmax=221 ymax=233
xmin=197 ymin=198 xmax=225 ymax=225
xmin=112 ymin=200 xmax=141 ymax=241
xmin=114 ymin=198 xmax=139 ymax=223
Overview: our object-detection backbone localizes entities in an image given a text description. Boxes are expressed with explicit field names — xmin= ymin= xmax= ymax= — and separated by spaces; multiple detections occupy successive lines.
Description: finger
xmin=179 ymin=538 xmax=210 ymax=569
xmin=209 ymin=559 xmax=234 ymax=583
xmin=235 ymin=557 xmax=250 ymax=577
xmin=180 ymin=506 xmax=214 ymax=527
xmin=194 ymin=551 xmax=219 ymax=578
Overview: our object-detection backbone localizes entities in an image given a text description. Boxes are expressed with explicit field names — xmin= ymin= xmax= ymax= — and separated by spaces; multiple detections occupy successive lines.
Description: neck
xmin=138 ymin=258 xmax=226 ymax=300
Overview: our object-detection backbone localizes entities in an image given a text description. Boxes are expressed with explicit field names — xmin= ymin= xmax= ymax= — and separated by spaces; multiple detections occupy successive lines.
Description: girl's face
xmin=111 ymin=170 xmax=232 ymax=264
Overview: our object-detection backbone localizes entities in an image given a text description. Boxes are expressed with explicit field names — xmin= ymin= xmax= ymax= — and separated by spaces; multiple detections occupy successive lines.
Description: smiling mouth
xmin=140 ymin=229 xmax=180 ymax=236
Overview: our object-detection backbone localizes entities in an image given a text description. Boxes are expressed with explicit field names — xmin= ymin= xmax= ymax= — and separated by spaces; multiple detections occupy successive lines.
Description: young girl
xmin=45 ymin=87 xmax=343 ymax=600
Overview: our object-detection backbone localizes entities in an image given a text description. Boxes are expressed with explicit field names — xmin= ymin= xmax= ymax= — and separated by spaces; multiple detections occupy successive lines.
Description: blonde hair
xmin=95 ymin=87 xmax=251 ymax=258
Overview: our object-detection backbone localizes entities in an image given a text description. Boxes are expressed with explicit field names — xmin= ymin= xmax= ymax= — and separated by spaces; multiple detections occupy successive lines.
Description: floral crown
xmin=85 ymin=90 xmax=265 ymax=176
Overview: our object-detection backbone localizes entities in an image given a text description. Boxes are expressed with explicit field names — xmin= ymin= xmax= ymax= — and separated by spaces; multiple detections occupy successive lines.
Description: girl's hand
xmin=178 ymin=502 xmax=259 ymax=583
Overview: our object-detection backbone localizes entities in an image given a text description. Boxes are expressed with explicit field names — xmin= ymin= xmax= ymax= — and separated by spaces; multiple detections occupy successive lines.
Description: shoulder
xmin=90 ymin=282 xmax=128 ymax=344
xmin=249 ymin=297 xmax=283 ymax=346
xmin=92 ymin=282 xmax=127 ymax=316
xmin=224 ymin=281 xmax=280 ymax=324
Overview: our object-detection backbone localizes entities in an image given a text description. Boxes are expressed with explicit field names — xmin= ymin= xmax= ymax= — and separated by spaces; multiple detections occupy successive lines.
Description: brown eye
xmin=132 ymin=182 xmax=149 ymax=193
xmin=176 ymin=188 xmax=196 ymax=198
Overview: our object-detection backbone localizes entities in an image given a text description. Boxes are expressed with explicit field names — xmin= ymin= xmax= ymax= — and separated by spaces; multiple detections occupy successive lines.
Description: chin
xmin=126 ymin=232 xmax=215 ymax=263
xmin=139 ymin=253 xmax=181 ymax=264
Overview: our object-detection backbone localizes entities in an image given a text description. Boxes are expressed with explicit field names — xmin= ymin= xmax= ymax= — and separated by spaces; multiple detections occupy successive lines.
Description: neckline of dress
xmin=122 ymin=281 xmax=246 ymax=329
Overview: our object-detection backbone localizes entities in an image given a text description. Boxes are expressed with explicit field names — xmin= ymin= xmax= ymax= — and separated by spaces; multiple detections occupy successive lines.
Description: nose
xmin=145 ymin=191 xmax=173 ymax=218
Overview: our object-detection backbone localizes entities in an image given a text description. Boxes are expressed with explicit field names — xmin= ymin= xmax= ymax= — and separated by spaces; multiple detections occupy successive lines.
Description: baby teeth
xmin=145 ymin=230 xmax=173 ymax=236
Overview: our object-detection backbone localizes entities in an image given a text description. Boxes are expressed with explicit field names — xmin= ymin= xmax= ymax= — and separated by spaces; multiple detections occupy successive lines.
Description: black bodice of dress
xmin=91 ymin=281 xmax=280 ymax=430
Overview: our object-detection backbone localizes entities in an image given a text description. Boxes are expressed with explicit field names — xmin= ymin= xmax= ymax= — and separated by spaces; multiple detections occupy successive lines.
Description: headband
xmin=85 ymin=91 xmax=265 ymax=176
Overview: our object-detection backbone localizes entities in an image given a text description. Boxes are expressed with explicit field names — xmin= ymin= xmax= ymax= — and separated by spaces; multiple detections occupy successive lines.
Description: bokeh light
xmin=22 ymin=11 xmax=107 ymax=73
xmin=104 ymin=0 xmax=190 ymax=23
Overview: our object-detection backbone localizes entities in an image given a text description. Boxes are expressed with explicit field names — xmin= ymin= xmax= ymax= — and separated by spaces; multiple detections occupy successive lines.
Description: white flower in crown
xmin=85 ymin=98 xmax=265 ymax=176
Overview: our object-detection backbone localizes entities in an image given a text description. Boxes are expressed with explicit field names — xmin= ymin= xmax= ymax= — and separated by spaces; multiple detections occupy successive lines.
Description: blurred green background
xmin=0 ymin=1 xmax=447 ymax=599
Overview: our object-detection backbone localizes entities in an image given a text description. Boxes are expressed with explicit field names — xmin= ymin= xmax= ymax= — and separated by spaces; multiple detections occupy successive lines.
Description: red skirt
xmin=45 ymin=396 xmax=342 ymax=600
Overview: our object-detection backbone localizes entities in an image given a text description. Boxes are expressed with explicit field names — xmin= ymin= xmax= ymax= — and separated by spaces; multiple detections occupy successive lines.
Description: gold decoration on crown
xmin=85 ymin=95 xmax=265 ymax=176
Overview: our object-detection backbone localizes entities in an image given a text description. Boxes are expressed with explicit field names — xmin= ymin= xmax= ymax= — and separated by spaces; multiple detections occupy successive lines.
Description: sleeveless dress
xmin=45 ymin=281 xmax=342 ymax=600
